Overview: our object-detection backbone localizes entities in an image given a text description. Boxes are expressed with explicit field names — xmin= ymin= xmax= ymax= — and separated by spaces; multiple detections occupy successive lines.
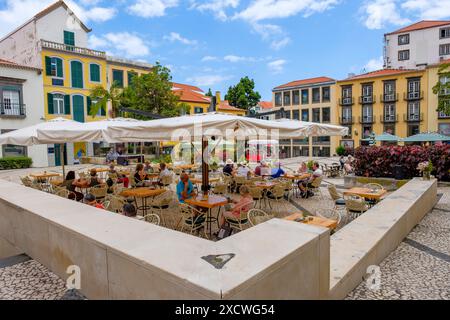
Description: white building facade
xmin=0 ymin=60 xmax=48 ymax=167
xmin=384 ymin=20 xmax=450 ymax=69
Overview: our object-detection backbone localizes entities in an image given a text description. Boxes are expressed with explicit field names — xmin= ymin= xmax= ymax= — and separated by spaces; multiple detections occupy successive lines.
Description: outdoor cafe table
xmin=284 ymin=173 xmax=311 ymax=181
xmin=190 ymin=177 xmax=220 ymax=185
xmin=253 ymin=181 xmax=278 ymax=189
xmin=283 ymin=213 xmax=338 ymax=230
xmin=30 ymin=172 xmax=61 ymax=181
xmin=120 ymin=188 xmax=167 ymax=216
xmin=185 ymin=195 xmax=228 ymax=237
xmin=343 ymin=187 xmax=387 ymax=201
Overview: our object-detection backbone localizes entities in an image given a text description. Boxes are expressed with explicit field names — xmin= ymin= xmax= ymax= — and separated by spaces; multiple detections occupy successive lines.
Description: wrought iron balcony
xmin=438 ymin=111 xmax=450 ymax=119
xmin=403 ymin=91 xmax=424 ymax=101
xmin=380 ymin=114 xmax=399 ymax=123
xmin=339 ymin=97 xmax=354 ymax=106
xmin=0 ymin=103 xmax=26 ymax=118
xmin=359 ymin=116 xmax=375 ymax=124
xmin=380 ymin=93 xmax=399 ymax=102
xmin=339 ymin=116 xmax=354 ymax=125
xmin=403 ymin=113 xmax=424 ymax=122
xmin=41 ymin=40 xmax=106 ymax=58
xmin=359 ymin=95 xmax=375 ymax=104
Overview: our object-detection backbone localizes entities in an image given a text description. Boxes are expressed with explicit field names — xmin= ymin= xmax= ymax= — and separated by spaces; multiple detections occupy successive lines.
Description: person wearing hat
xmin=84 ymin=193 xmax=105 ymax=209
xmin=237 ymin=162 xmax=251 ymax=177
xmin=223 ymin=159 xmax=235 ymax=176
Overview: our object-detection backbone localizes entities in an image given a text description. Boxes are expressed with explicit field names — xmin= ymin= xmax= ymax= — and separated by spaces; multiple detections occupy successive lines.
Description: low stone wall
xmin=328 ymin=178 xmax=437 ymax=299
xmin=0 ymin=180 xmax=329 ymax=299
xmin=344 ymin=175 xmax=409 ymax=191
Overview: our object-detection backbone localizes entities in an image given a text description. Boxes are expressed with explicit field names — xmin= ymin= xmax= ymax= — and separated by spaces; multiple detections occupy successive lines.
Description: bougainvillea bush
xmin=353 ymin=144 xmax=450 ymax=181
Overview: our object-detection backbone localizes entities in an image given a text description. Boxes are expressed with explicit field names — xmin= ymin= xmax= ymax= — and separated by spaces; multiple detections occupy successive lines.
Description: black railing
xmin=0 ymin=103 xmax=26 ymax=117
xmin=359 ymin=116 xmax=375 ymax=124
xmin=403 ymin=91 xmax=424 ymax=101
xmin=380 ymin=114 xmax=399 ymax=123
xmin=403 ymin=113 xmax=424 ymax=122
xmin=339 ymin=116 xmax=354 ymax=125
xmin=380 ymin=93 xmax=399 ymax=102
xmin=339 ymin=97 xmax=354 ymax=106
xmin=359 ymin=95 xmax=375 ymax=104
xmin=438 ymin=111 xmax=450 ymax=119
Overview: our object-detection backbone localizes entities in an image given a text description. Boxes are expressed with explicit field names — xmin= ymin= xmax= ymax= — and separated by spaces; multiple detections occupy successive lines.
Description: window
xmin=301 ymin=89 xmax=309 ymax=104
xmin=127 ymin=71 xmax=137 ymax=86
xmin=383 ymin=81 xmax=395 ymax=101
xmin=292 ymin=110 xmax=300 ymax=120
xmin=440 ymin=27 xmax=450 ymax=39
xmin=112 ymin=69 xmax=124 ymax=87
xmin=292 ymin=90 xmax=300 ymax=105
xmin=362 ymin=105 xmax=373 ymax=122
xmin=64 ymin=31 xmax=75 ymax=46
xmin=362 ymin=125 xmax=372 ymax=139
xmin=408 ymin=124 xmax=420 ymax=136
xmin=438 ymin=123 xmax=450 ymax=135
xmin=408 ymin=79 xmax=420 ymax=98
xmin=440 ymin=75 xmax=450 ymax=95
xmin=274 ymin=93 xmax=282 ymax=106
xmin=301 ymin=109 xmax=309 ymax=121
xmin=89 ymin=64 xmax=100 ymax=82
xmin=384 ymin=104 xmax=396 ymax=121
xmin=194 ymin=107 xmax=203 ymax=114
xmin=312 ymin=88 xmax=320 ymax=103
xmin=45 ymin=57 xmax=63 ymax=78
xmin=322 ymin=107 xmax=330 ymax=122
xmin=362 ymin=84 xmax=372 ymax=97
xmin=342 ymin=107 xmax=352 ymax=123
xmin=53 ymin=94 xmax=65 ymax=115
xmin=312 ymin=108 xmax=320 ymax=122
xmin=283 ymin=91 xmax=291 ymax=106
xmin=312 ymin=136 xmax=330 ymax=145
xmin=1 ymin=129 xmax=27 ymax=157
xmin=398 ymin=50 xmax=410 ymax=61
xmin=87 ymin=97 xmax=105 ymax=117
xmin=439 ymin=44 xmax=450 ymax=56
xmin=398 ymin=34 xmax=410 ymax=45
xmin=384 ymin=124 xmax=395 ymax=135
xmin=408 ymin=101 xmax=420 ymax=121
xmin=70 ymin=61 xmax=83 ymax=88
xmin=322 ymin=87 xmax=330 ymax=102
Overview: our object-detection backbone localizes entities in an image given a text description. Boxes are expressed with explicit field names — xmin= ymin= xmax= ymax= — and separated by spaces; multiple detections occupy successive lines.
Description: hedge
xmin=0 ymin=157 xmax=33 ymax=170
xmin=353 ymin=144 xmax=450 ymax=181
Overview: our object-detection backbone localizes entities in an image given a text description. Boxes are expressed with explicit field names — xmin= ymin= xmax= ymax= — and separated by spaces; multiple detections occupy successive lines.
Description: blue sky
xmin=2 ymin=0 xmax=450 ymax=100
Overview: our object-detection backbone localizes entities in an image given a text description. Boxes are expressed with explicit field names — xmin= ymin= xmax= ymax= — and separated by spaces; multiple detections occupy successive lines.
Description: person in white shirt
xmin=236 ymin=162 xmax=251 ymax=177
xmin=260 ymin=161 xmax=271 ymax=177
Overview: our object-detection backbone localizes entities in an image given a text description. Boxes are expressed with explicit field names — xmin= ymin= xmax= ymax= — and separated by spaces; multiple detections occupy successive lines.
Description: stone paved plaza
xmin=0 ymin=160 xmax=449 ymax=300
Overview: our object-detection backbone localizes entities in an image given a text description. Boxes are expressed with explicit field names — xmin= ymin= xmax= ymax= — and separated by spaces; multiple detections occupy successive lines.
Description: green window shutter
xmin=64 ymin=31 xmax=75 ymax=46
xmin=71 ymin=61 xmax=83 ymax=88
xmin=64 ymin=95 xmax=71 ymax=115
xmin=90 ymin=64 xmax=100 ymax=82
xmin=47 ymin=93 xmax=54 ymax=114
xmin=45 ymin=57 xmax=52 ymax=76
xmin=112 ymin=70 xmax=124 ymax=87
xmin=56 ymin=58 xmax=63 ymax=78
xmin=87 ymin=96 xmax=92 ymax=115
xmin=127 ymin=71 xmax=137 ymax=86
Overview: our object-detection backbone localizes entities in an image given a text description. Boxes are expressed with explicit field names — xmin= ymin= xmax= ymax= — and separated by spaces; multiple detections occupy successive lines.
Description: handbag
xmin=216 ymin=225 xmax=233 ymax=240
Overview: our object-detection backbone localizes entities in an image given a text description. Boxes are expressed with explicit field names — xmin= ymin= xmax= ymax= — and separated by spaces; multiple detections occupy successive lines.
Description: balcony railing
xmin=0 ymin=103 xmax=26 ymax=117
xmin=380 ymin=93 xmax=399 ymax=102
xmin=359 ymin=95 xmax=375 ymax=104
xmin=339 ymin=97 xmax=354 ymax=106
xmin=403 ymin=91 xmax=424 ymax=101
xmin=339 ymin=116 xmax=354 ymax=125
xmin=41 ymin=40 xmax=106 ymax=58
xmin=380 ymin=114 xmax=399 ymax=123
xmin=359 ymin=116 xmax=375 ymax=124
xmin=403 ymin=113 xmax=424 ymax=122
xmin=438 ymin=111 xmax=450 ymax=119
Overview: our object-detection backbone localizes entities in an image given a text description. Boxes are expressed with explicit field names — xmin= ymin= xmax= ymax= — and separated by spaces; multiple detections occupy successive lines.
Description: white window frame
xmin=384 ymin=104 xmax=395 ymax=121
xmin=398 ymin=34 xmax=409 ymax=45
xmin=408 ymin=101 xmax=420 ymax=121
xmin=362 ymin=105 xmax=373 ymax=122
xmin=398 ymin=50 xmax=410 ymax=61
xmin=52 ymin=93 xmax=65 ymax=115
xmin=50 ymin=56 xmax=64 ymax=79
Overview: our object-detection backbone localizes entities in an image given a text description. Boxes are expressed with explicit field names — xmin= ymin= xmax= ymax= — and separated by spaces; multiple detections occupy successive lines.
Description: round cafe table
xmin=185 ymin=195 xmax=228 ymax=238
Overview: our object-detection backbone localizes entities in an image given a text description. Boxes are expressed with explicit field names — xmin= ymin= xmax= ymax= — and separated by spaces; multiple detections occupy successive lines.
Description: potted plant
xmin=417 ymin=161 xmax=433 ymax=180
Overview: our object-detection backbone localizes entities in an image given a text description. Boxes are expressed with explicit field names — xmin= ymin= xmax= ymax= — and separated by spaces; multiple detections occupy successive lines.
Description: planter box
xmin=344 ymin=175 xmax=409 ymax=191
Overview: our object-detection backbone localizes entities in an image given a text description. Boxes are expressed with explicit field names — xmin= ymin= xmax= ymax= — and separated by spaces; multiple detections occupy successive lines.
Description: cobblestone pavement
xmin=346 ymin=187 xmax=450 ymax=300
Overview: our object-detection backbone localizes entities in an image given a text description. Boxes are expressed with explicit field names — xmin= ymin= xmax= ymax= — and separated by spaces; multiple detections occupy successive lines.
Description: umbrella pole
xmin=201 ymin=138 xmax=209 ymax=196
xmin=60 ymin=143 xmax=65 ymax=179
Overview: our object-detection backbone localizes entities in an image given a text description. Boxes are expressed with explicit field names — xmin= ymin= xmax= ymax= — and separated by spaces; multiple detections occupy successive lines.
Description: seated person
xmin=176 ymin=173 xmax=195 ymax=203
xmin=134 ymin=163 xmax=149 ymax=186
xmin=236 ymin=162 xmax=251 ymax=177
xmin=144 ymin=161 xmax=154 ymax=173
xmin=344 ymin=159 xmax=354 ymax=175
xmin=122 ymin=202 xmax=137 ymax=217
xmin=64 ymin=171 xmax=83 ymax=202
xmin=223 ymin=159 xmax=234 ymax=176
xmin=107 ymin=164 xmax=129 ymax=188
xmin=271 ymin=162 xmax=285 ymax=179
xmin=260 ymin=161 xmax=271 ymax=177
xmin=254 ymin=162 xmax=262 ymax=176
xmin=298 ymin=162 xmax=308 ymax=174
xmin=298 ymin=162 xmax=323 ymax=198
xmin=219 ymin=185 xmax=253 ymax=228
xmin=158 ymin=163 xmax=171 ymax=179
xmin=84 ymin=193 xmax=105 ymax=209
xmin=89 ymin=169 xmax=102 ymax=187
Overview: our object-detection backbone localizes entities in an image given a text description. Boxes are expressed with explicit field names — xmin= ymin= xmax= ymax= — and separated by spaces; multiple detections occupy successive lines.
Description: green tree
xmin=224 ymin=76 xmax=261 ymax=110
xmin=432 ymin=62 xmax=450 ymax=115
xmin=89 ymin=82 xmax=123 ymax=118
xmin=205 ymin=88 xmax=213 ymax=97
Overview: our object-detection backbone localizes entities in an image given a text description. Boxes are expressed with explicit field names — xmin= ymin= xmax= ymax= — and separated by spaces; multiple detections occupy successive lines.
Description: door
xmin=54 ymin=144 xmax=67 ymax=167
xmin=72 ymin=95 xmax=85 ymax=122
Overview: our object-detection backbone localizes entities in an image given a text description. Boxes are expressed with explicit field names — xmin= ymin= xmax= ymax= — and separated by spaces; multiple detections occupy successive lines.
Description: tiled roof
xmin=274 ymin=76 xmax=335 ymax=90
xmin=217 ymin=100 xmax=245 ymax=112
xmin=258 ymin=101 xmax=273 ymax=109
xmin=0 ymin=58 xmax=41 ymax=71
xmin=386 ymin=20 xmax=450 ymax=35
xmin=340 ymin=68 xmax=421 ymax=81
xmin=172 ymin=82 xmax=204 ymax=93
xmin=172 ymin=82 xmax=210 ymax=104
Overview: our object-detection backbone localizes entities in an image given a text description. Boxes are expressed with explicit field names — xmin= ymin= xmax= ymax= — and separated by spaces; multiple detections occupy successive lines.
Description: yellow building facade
xmin=426 ymin=63 xmax=450 ymax=136
xmin=336 ymin=69 xmax=429 ymax=148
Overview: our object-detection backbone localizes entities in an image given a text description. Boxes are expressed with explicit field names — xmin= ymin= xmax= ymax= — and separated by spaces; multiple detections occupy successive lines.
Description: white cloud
xmin=89 ymin=32 xmax=150 ymax=57
xmin=201 ymin=55 xmax=219 ymax=61
xmin=186 ymin=74 xmax=232 ymax=86
xmin=235 ymin=0 xmax=340 ymax=22
xmin=164 ymin=32 xmax=197 ymax=45
xmin=267 ymin=59 xmax=286 ymax=74
xmin=363 ymin=56 xmax=384 ymax=72
xmin=128 ymin=0 xmax=179 ymax=18
xmin=270 ymin=37 xmax=291 ymax=50
xmin=360 ymin=0 xmax=410 ymax=29
xmin=224 ymin=55 xmax=254 ymax=62
xmin=191 ymin=0 xmax=240 ymax=21
xmin=401 ymin=0 xmax=450 ymax=20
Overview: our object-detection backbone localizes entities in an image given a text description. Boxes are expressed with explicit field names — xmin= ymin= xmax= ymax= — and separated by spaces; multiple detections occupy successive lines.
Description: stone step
xmin=0 ymin=254 xmax=31 ymax=269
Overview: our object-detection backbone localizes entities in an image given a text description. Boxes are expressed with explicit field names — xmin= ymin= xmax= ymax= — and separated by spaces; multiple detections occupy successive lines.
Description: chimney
xmin=215 ymin=91 xmax=221 ymax=105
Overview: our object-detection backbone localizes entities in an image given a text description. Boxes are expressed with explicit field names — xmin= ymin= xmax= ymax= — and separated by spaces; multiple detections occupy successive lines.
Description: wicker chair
xmin=249 ymin=187 xmax=265 ymax=209
xmin=20 ymin=176 xmax=33 ymax=187
xmin=224 ymin=203 xmax=251 ymax=232
xmin=143 ymin=213 xmax=161 ymax=225
xmin=54 ymin=187 xmax=74 ymax=199
xmin=328 ymin=184 xmax=346 ymax=209
xmin=160 ymin=174 xmax=173 ymax=188
xmin=90 ymin=185 xmax=108 ymax=200
xmin=306 ymin=176 xmax=324 ymax=199
xmin=104 ymin=194 xmax=126 ymax=213
xmin=344 ymin=195 xmax=369 ymax=221
xmin=364 ymin=183 xmax=385 ymax=205
xmin=179 ymin=203 xmax=208 ymax=238
xmin=149 ymin=190 xmax=174 ymax=227
xmin=248 ymin=209 xmax=272 ymax=226
xmin=212 ymin=183 xmax=228 ymax=196
xmin=233 ymin=176 xmax=246 ymax=193
xmin=267 ymin=185 xmax=287 ymax=212
xmin=315 ymin=208 xmax=343 ymax=227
